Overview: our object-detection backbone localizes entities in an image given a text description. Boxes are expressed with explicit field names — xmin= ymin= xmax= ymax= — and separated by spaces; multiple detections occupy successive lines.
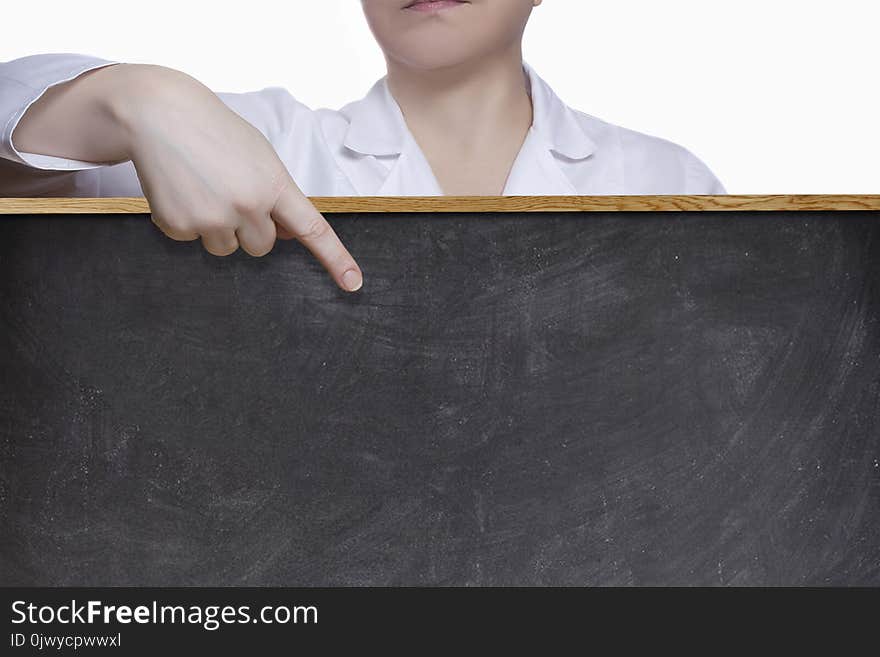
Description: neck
xmin=384 ymin=45 xmax=533 ymax=155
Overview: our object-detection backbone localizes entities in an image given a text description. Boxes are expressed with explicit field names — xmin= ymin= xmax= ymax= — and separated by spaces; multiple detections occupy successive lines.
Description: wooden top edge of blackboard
xmin=1 ymin=195 xmax=879 ymax=214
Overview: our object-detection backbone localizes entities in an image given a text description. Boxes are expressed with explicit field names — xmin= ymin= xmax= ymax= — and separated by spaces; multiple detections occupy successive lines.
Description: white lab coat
xmin=0 ymin=53 xmax=727 ymax=197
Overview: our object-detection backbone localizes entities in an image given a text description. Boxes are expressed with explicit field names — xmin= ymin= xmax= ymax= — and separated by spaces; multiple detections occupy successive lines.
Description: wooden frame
xmin=0 ymin=194 xmax=879 ymax=214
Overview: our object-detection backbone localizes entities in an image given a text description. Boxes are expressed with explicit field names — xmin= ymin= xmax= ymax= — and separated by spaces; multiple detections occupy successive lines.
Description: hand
xmin=113 ymin=65 xmax=363 ymax=291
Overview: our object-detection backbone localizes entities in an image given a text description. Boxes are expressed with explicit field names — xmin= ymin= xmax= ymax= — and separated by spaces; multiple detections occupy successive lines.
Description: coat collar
xmin=341 ymin=74 xmax=406 ymax=157
xmin=340 ymin=62 xmax=598 ymax=195
xmin=342 ymin=62 xmax=597 ymax=162
xmin=523 ymin=62 xmax=597 ymax=161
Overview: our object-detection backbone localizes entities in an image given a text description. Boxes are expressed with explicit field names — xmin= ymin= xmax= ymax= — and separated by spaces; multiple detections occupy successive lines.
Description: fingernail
xmin=342 ymin=269 xmax=363 ymax=292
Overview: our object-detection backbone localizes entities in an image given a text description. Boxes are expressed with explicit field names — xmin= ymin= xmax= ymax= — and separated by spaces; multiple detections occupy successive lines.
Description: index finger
xmin=270 ymin=182 xmax=363 ymax=292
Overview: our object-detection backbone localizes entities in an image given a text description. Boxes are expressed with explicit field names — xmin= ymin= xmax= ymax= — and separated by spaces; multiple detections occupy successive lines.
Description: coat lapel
xmin=503 ymin=127 xmax=579 ymax=195
xmin=375 ymin=139 xmax=444 ymax=196
xmin=339 ymin=77 xmax=442 ymax=196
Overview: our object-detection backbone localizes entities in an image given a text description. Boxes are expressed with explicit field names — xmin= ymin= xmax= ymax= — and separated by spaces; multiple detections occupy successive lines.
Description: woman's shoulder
xmin=215 ymin=86 xmax=319 ymax=142
xmin=569 ymin=109 xmax=726 ymax=194
xmin=214 ymin=86 xmax=368 ymax=153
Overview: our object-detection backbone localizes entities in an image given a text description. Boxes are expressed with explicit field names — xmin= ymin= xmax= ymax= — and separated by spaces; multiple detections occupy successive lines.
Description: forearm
xmin=11 ymin=63 xmax=198 ymax=165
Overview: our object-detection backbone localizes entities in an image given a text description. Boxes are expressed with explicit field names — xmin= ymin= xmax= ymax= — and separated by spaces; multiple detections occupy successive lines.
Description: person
xmin=0 ymin=0 xmax=726 ymax=292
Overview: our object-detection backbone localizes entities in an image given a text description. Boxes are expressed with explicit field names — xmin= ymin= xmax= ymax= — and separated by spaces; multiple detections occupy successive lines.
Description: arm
xmin=11 ymin=60 xmax=134 ymax=167
xmin=0 ymin=54 xmax=140 ymax=196
xmin=0 ymin=54 xmax=363 ymax=291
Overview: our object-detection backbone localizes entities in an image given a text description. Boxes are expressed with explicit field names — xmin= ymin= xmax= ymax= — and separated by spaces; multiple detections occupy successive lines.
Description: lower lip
xmin=405 ymin=1 xmax=467 ymax=13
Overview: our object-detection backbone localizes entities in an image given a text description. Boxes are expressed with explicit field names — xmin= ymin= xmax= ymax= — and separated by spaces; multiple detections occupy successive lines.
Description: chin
xmin=385 ymin=34 xmax=489 ymax=71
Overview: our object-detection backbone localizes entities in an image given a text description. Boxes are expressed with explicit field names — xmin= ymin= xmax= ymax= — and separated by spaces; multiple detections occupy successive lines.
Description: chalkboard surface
xmin=1 ymin=210 xmax=879 ymax=586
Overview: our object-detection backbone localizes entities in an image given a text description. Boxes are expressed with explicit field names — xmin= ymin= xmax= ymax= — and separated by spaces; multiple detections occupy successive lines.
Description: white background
xmin=3 ymin=0 xmax=878 ymax=193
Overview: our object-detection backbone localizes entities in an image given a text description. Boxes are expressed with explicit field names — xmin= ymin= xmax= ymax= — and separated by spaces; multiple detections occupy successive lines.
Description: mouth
xmin=403 ymin=0 xmax=470 ymax=13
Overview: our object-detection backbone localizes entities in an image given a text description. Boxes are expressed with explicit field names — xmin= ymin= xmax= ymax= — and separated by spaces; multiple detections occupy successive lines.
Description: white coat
xmin=0 ymin=53 xmax=726 ymax=197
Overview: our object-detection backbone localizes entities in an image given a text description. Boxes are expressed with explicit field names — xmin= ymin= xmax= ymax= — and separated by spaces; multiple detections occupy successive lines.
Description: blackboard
xmin=1 ymin=206 xmax=879 ymax=586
